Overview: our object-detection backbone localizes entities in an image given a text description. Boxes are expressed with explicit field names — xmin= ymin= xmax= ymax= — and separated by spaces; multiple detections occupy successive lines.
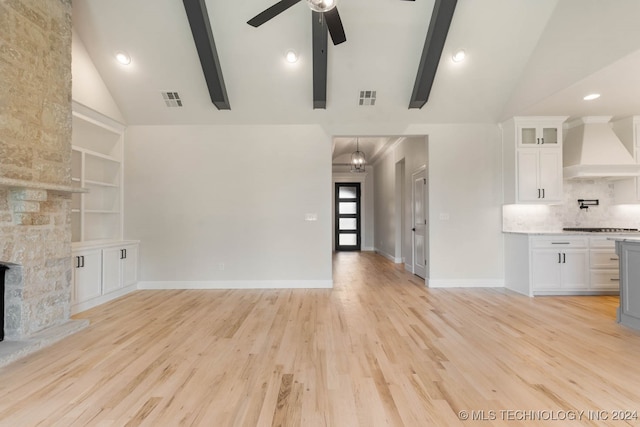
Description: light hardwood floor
xmin=1 ymin=252 xmax=640 ymax=426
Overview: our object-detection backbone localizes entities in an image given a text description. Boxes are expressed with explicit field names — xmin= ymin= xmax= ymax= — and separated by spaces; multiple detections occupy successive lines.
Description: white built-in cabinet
xmin=71 ymin=102 xmax=138 ymax=314
xmin=71 ymin=249 xmax=102 ymax=305
xmin=72 ymin=242 xmax=138 ymax=314
xmin=613 ymin=117 xmax=640 ymax=203
xmin=502 ymin=117 xmax=568 ymax=204
xmin=505 ymin=233 xmax=624 ymax=296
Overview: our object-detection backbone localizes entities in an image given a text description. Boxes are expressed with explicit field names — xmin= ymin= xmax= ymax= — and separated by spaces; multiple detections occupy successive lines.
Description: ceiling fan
xmin=248 ymin=0 xmax=416 ymax=46
xmin=247 ymin=0 xmax=348 ymax=45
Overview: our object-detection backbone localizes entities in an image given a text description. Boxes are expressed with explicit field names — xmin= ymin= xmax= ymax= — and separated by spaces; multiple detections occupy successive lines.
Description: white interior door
xmin=412 ymin=169 xmax=427 ymax=279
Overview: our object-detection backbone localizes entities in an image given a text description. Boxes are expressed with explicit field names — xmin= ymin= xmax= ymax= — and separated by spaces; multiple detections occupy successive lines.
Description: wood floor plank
xmin=1 ymin=252 xmax=640 ymax=426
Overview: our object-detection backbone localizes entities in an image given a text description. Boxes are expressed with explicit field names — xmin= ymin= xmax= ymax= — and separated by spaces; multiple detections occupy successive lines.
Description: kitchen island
xmin=613 ymin=238 xmax=640 ymax=331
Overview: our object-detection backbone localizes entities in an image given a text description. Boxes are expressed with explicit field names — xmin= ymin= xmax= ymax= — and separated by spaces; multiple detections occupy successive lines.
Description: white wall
xmin=124 ymin=125 xmax=332 ymax=288
xmin=71 ymin=30 xmax=126 ymax=123
xmin=372 ymin=125 xmax=504 ymax=287
xmin=373 ymin=137 xmax=428 ymax=265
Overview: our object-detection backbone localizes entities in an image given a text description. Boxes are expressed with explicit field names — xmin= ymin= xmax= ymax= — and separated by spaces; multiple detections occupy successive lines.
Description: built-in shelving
xmin=71 ymin=106 xmax=125 ymax=243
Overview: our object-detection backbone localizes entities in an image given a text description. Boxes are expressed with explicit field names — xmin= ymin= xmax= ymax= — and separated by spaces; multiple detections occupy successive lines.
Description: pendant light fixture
xmin=350 ymin=138 xmax=366 ymax=173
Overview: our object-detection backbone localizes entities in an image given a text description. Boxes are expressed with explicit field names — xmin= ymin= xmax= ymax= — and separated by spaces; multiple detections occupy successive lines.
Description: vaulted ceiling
xmin=73 ymin=0 xmax=640 ymax=132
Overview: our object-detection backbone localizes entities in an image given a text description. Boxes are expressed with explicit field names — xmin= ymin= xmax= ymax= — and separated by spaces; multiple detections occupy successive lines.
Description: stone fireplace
xmin=1 ymin=0 xmax=80 ymax=347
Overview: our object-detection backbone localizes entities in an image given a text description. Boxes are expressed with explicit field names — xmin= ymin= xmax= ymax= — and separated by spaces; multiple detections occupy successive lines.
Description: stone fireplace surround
xmin=0 ymin=182 xmax=88 ymax=367
xmin=0 ymin=0 xmax=89 ymax=366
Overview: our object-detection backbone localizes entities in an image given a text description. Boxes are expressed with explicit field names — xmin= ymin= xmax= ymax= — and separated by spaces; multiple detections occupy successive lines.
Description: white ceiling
xmin=72 ymin=0 xmax=640 ymax=162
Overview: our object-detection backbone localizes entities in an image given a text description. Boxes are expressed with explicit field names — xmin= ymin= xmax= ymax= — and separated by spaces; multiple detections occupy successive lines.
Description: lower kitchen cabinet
xmin=531 ymin=238 xmax=589 ymax=294
xmin=505 ymin=233 xmax=624 ymax=296
xmin=72 ymin=241 xmax=139 ymax=314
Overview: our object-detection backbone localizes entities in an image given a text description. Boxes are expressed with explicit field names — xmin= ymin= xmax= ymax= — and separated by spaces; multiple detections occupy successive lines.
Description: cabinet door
xmin=122 ymin=244 xmax=138 ymax=287
xmin=561 ymin=249 xmax=589 ymax=289
xmin=519 ymin=126 xmax=539 ymax=146
xmin=517 ymin=149 xmax=540 ymax=202
xmin=74 ymin=250 xmax=102 ymax=303
xmin=102 ymin=247 xmax=123 ymax=294
xmin=532 ymin=250 xmax=562 ymax=290
xmin=538 ymin=150 xmax=563 ymax=202
xmin=540 ymin=126 xmax=559 ymax=146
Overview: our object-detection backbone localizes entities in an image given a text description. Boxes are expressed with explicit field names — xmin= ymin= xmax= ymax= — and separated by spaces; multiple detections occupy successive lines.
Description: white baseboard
xmin=404 ymin=263 xmax=413 ymax=273
xmin=428 ymin=279 xmax=505 ymax=288
xmin=137 ymin=280 xmax=333 ymax=290
xmin=374 ymin=249 xmax=403 ymax=264
xmin=362 ymin=246 xmax=375 ymax=251
xmin=71 ymin=283 xmax=137 ymax=315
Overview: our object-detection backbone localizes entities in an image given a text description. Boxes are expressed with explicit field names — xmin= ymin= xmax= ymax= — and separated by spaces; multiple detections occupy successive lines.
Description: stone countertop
xmin=608 ymin=237 xmax=640 ymax=242
xmin=504 ymin=231 xmax=640 ymax=236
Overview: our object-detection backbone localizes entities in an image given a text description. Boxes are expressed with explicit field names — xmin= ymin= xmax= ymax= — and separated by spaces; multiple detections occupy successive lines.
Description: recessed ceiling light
xmin=285 ymin=49 xmax=298 ymax=63
xmin=115 ymin=51 xmax=131 ymax=65
xmin=452 ymin=49 xmax=466 ymax=63
xmin=583 ymin=93 xmax=600 ymax=101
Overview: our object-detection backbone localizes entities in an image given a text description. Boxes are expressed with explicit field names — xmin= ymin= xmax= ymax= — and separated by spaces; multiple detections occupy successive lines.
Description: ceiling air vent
xmin=161 ymin=91 xmax=183 ymax=107
xmin=359 ymin=90 xmax=376 ymax=106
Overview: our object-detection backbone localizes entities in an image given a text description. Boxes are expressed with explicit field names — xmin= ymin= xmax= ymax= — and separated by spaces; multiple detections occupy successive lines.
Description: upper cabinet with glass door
xmin=517 ymin=118 xmax=564 ymax=147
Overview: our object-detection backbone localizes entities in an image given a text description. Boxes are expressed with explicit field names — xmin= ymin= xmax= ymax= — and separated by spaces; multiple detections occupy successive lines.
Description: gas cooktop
xmin=562 ymin=227 xmax=640 ymax=233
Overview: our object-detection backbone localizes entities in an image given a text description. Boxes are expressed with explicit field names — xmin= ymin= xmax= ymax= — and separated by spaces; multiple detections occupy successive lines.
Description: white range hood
xmin=563 ymin=116 xmax=640 ymax=180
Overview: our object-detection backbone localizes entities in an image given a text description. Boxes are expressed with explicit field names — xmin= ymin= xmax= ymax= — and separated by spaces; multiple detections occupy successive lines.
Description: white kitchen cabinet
xmin=502 ymin=116 xmax=568 ymax=204
xmin=517 ymin=148 xmax=563 ymax=202
xmin=72 ymin=241 xmax=139 ymax=314
xmin=504 ymin=233 xmax=624 ymax=296
xmin=72 ymin=249 xmax=102 ymax=305
xmin=518 ymin=123 xmax=561 ymax=147
xmin=589 ymin=238 xmax=620 ymax=291
xmin=531 ymin=237 xmax=589 ymax=294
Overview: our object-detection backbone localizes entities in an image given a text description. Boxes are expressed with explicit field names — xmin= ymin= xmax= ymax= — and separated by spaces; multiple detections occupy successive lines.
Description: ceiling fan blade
xmin=247 ymin=0 xmax=302 ymax=27
xmin=324 ymin=8 xmax=346 ymax=45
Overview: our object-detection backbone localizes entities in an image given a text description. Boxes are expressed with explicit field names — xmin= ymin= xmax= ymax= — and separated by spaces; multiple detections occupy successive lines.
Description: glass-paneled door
xmin=335 ymin=183 xmax=361 ymax=251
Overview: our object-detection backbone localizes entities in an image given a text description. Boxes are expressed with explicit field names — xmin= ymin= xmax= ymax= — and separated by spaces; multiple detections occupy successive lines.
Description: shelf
xmin=85 ymin=179 xmax=119 ymax=188
xmin=71 ymin=209 xmax=80 ymax=213
xmin=71 ymin=177 xmax=81 ymax=183
xmin=72 ymin=146 xmax=120 ymax=163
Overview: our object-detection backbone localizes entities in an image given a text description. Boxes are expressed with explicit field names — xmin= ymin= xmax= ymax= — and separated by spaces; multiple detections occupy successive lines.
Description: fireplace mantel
xmin=0 ymin=177 xmax=87 ymax=194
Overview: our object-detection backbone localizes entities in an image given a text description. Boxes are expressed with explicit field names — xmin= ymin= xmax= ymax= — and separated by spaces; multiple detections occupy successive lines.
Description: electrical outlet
xmin=218 ymin=263 xmax=225 ymax=271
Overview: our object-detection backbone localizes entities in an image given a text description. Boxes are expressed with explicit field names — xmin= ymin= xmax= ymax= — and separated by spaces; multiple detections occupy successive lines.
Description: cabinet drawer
xmin=590 ymin=270 xmax=620 ymax=290
xmin=589 ymin=237 xmax=615 ymax=248
xmin=590 ymin=250 xmax=619 ymax=269
xmin=530 ymin=237 xmax=588 ymax=249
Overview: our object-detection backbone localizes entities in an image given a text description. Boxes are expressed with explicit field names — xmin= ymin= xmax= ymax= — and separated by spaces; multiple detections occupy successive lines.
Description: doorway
xmin=335 ymin=183 xmax=361 ymax=251
xmin=412 ymin=167 xmax=427 ymax=278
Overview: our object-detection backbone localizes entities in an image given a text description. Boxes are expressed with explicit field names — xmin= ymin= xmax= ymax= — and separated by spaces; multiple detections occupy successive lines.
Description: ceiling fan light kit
xmin=306 ymin=0 xmax=337 ymax=12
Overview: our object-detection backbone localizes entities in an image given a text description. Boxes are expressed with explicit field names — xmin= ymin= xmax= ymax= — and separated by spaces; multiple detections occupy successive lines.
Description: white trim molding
xmin=137 ymin=280 xmax=333 ymax=290
xmin=375 ymin=249 xmax=403 ymax=264
xmin=427 ymin=279 xmax=505 ymax=288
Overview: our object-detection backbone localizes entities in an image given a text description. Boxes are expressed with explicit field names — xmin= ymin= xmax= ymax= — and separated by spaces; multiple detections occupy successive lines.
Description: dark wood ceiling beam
xmin=182 ymin=0 xmax=231 ymax=110
xmin=312 ymin=11 xmax=328 ymax=109
xmin=408 ymin=0 xmax=457 ymax=109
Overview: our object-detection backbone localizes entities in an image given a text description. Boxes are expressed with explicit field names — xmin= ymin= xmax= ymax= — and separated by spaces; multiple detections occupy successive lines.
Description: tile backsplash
xmin=503 ymin=179 xmax=640 ymax=232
